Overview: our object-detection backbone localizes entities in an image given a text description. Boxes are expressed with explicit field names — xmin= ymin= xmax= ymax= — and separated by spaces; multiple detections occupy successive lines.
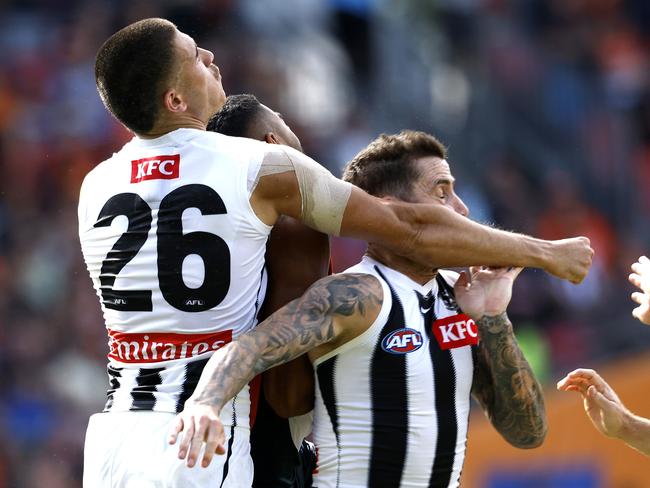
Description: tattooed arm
xmin=454 ymin=267 xmax=547 ymax=449
xmin=471 ymin=313 xmax=547 ymax=448
xmin=168 ymin=273 xmax=384 ymax=468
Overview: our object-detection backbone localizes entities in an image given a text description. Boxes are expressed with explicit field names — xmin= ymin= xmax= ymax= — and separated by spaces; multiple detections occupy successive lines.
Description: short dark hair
xmin=95 ymin=18 xmax=177 ymax=134
xmin=207 ymin=94 xmax=263 ymax=136
xmin=342 ymin=130 xmax=447 ymax=201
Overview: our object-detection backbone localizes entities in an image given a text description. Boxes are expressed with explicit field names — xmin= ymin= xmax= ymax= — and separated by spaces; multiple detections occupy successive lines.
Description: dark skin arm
xmin=260 ymin=215 xmax=329 ymax=417
xmin=169 ymin=273 xmax=383 ymax=468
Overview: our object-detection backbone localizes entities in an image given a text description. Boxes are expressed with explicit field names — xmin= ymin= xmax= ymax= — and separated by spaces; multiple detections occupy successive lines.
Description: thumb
xmin=588 ymin=386 xmax=615 ymax=412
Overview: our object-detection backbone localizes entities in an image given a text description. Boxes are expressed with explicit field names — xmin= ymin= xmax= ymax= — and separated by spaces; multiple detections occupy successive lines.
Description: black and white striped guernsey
xmin=312 ymin=256 xmax=478 ymax=488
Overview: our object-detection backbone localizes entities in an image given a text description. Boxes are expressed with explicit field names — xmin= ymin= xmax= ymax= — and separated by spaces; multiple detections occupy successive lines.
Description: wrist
xmin=531 ymin=238 xmax=553 ymax=270
xmin=615 ymin=408 xmax=638 ymax=441
xmin=476 ymin=312 xmax=511 ymax=334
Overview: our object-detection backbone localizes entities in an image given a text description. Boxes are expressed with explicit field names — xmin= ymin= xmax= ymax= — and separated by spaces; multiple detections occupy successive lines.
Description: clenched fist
xmin=545 ymin=237 xmax=594 ymax=284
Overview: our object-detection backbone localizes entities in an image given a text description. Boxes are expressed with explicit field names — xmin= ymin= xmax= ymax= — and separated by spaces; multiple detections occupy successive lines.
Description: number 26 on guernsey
xmin=93 ymin=184 xmax=230 ymax=313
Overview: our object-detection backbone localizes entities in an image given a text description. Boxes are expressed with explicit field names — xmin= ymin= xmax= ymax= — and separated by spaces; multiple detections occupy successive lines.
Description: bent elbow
xmin=504 ymin=422 xmax=548 ymax=449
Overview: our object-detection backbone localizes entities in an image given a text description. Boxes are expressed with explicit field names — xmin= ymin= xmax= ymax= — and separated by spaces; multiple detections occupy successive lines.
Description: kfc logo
xmin=131 ymin=155 xmax=180 ymax=183
xmin=432 ymin=314 xmax=478 ymax=350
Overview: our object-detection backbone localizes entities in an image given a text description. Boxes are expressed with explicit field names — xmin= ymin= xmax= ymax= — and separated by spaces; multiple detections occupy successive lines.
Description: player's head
xmin=207 ymin=94 xmax=303 ymax=152
xmin=95 ymin=18 xmax=225 ymax=135
xmin=343 ymin=130 xmax=468 ymax=217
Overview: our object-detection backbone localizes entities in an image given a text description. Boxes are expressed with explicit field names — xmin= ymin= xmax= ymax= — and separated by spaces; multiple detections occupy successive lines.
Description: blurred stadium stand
xmin=0 ymin=0 xmax=648 ymax=486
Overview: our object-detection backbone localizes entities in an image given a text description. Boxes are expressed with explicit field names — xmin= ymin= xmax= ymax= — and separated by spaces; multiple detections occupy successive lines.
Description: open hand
xmin=546 ymin=237 xmax=593 ymax=284
xmin=168 ymin=401 xmax=226 ymax=468
xmin=629 ymin=256 xmax=650 ymax=324
xmin=454 ymin=267 xmax=522 ymax=320
xmin=557 ymin=369 xmax=627 ymax=438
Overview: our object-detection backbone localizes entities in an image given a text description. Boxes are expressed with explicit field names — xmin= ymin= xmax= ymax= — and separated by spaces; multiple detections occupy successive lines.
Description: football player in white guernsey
xmin=172 ymin=131 xmax=548 ymax=487
xmin=83 ymin=18 xmax=592 ymax=487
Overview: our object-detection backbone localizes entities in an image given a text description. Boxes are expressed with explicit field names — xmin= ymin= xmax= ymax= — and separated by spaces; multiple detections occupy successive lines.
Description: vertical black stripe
xmin=104 ymin=365 xmax=122 ymax=412
xmin=220 ymin=396 xmax=238 ymax=487
xmin=316 ymin=356 xmax=340 ymax=488
xmin=175 ymin=358 xmax=209 ymax=413
xmin=130 ymin=367 xmax=165 ymax=411
xmin=368 ymin=266 xmax=408 ymax=488
xmin=436 ymin=274 xmax=460 ymax=313
xmin=423 ymin=277 xmax=459 ymax=488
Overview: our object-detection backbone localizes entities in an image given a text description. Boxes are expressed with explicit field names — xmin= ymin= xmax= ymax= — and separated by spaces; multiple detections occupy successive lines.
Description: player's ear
xmin=162 ymin=88 xmax=187 ymax=113
xmin=264 ymin=132 xmax=280 ymax=145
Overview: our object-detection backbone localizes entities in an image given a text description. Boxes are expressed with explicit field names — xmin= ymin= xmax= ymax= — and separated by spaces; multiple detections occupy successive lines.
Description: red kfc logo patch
xmin=432 ymin=313 xmax=478 ymax=350
xmin=131 ymin=155 xmax=180 ymax=183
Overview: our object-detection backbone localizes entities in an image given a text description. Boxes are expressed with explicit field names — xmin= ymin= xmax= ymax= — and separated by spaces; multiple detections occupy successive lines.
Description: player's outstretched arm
xmin=557 ymin=369 xmax=650 ymax=456
xmin=456 ymin=267 xmax=547 ymax=449
xmin=168 ymin=273 xmax=383 ymax=468
xmin=629 ymin=256 xmax=650 ymax=324
xmin=250 ymin=146 xmax=593 ymax=284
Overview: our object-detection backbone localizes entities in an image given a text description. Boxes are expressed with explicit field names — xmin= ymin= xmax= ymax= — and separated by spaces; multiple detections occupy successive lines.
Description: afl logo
xmin=381 ymin=328 xmax=423 ymax=354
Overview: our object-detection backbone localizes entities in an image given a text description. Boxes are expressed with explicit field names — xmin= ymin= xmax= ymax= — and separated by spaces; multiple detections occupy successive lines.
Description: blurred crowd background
xmin=0 ymin=0 xmax=649 ymax=486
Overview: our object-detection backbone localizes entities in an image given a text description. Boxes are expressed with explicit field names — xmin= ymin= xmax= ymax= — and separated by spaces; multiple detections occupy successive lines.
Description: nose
xmin=454 ymin=195 xmax=469 ymax=218
xmin=199 ymin=47 xmax=214 ymax=66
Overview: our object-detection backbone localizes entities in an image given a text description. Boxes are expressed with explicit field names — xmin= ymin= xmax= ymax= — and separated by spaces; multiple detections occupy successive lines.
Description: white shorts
xmin=83 ymin=411 xmax=253 ymax=488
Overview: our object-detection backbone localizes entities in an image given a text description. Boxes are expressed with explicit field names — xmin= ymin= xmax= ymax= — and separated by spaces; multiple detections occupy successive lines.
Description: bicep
xmin=339 ymin=187 xmax=417 ymax=255
xmin=251 ymin=146 xmax=353 ymax=234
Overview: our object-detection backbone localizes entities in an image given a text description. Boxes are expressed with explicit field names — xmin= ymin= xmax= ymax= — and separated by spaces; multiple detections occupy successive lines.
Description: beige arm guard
xmin=259 ymin=146 xmax=352 ymax=236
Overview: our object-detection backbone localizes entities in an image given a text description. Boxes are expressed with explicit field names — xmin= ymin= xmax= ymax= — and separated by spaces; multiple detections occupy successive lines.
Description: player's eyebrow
xmin=194 ymin=41 xmax=199 ymax=59
xmin=434 ymin=177 xmax=454 ymax=186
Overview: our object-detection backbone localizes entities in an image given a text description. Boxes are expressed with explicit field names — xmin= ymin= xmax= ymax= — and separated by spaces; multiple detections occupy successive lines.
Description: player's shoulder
xmin=197 ymin=130 xmax=268 ymax=154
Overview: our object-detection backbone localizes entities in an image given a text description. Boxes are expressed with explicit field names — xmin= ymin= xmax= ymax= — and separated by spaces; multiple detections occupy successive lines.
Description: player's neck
xmin=138 ymin=115 xmax=207 ymax=139
xmin=366 ymin=245 xmax=438 ymax=285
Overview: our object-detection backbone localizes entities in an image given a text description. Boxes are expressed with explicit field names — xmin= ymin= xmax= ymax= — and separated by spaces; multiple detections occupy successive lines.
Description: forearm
xmin=394 ymin=203 xmax=551 ymax=269
xmin=341 ymin=197 xmax=548 ymax=269
xmin=190 ymin=274 xmax=378 ymax=411
xmin=474 ymin=313 xmax=547 ymax=448
xmin=618 ymin=411 xmax=650 ymax=456
xmin=192 ymin=298 xmax=326 ymax=410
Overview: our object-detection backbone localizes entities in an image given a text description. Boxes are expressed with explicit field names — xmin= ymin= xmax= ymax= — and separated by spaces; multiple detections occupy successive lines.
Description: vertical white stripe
xmin=403 ymin=297 xmax=438 ymax=487
xmin=449 ymin=346 xmax=474 ymax=487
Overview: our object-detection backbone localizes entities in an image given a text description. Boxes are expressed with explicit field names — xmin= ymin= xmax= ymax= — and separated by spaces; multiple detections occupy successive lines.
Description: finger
xmin=631 ymin=292 xmax=646 ymax=305
xmin=187 ymin=417 xmax=210 ymax=468
xmin=168 ymin=416 xmax=184 ymax=445
xmin=201 ymin=421 xmax=226 ymax=467
xmin=632 ymin=305 xmax=650 ymax=324
xmin=639 ymin=255 xmax=650 ymax=264
xmin=629 ymin=273 xmax=642 ymax=288
xmin=178 ymin=418 xmax=196 ymax=461
xmin=630 ymin=263 xmax=646 ymax=275
xmin=587 ymin=385 xmax=615 ymax=412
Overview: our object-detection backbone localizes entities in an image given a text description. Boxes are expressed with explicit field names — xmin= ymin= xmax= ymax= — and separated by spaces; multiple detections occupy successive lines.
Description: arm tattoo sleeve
xmin=471 ymin=313 xmax=547 ymax=448
xmin=191 ymin=273 xmax=382 ymax=411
